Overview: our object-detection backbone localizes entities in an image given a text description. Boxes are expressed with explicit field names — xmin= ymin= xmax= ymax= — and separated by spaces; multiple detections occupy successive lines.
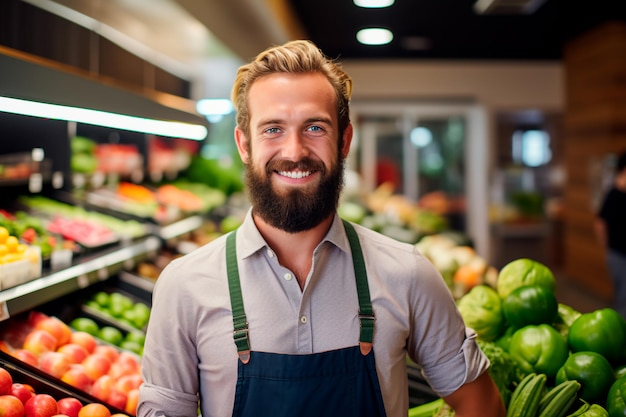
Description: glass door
xmin=351 ymin=102 xmax=489 ymax=258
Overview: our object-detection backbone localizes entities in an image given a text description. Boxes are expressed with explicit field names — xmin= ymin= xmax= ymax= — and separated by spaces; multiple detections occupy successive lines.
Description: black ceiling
xmin=287 ymin=0 xmax=626 ymax=61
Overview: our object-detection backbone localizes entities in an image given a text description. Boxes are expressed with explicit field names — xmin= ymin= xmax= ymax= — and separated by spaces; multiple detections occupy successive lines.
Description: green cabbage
xmin=457 ymin=285 xmax=505 ymax=342
xmin=496 ymin=258 xmax=556 ymax=299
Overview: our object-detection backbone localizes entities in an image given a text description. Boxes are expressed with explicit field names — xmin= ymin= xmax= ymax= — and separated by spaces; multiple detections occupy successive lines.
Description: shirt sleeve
xmin=137 ymin=259 xmax=202 ymax=417
xmin=406 ymin=255 xmax=491 ymax=397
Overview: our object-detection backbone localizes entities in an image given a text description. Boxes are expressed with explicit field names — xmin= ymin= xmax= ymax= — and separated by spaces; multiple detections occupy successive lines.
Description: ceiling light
xmin=196 ymin=99 xmax=234 ymax=116
xmin=356 ymin=28 xmax=394 ymax=46
xmin=0 ymin=96 xmax=208 ymax=140
xmin=353 ymin=0 xmax=395 ymax=8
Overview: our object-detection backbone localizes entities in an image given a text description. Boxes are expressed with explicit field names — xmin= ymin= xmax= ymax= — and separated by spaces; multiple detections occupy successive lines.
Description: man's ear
xmin=234 ymin=126 xmax=250 ymax=164
xmin=341 ymin=123 xmax=354 ymax=159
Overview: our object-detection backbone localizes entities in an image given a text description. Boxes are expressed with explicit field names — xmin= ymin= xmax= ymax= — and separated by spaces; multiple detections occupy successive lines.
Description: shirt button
xmin=300 ymin=315 xmax=307 ymax=324
xmin=284 ymin=273 xmax=292 ymax=281
xmin=267 ymin=249 xmax=275 ymax=258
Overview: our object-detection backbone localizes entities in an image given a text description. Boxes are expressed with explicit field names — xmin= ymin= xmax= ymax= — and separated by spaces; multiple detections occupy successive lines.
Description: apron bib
xmin=225 ymin=220 xmax=388 ymax=417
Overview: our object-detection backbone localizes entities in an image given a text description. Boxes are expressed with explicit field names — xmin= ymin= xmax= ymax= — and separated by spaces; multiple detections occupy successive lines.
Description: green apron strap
xmin=226 ymin=230 xmax=251 ymax=363
xmin=226 ymin=221 xmax=375 ymax=360
xmin=342 ymin=220 xmax=375 ymax=356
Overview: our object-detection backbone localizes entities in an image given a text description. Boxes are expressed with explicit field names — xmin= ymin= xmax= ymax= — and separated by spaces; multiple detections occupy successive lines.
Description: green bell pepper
xmin=568 ymin=308 xmax=626 ymax=366
xmin=556 ymin=351 xmax=615 ymax=404
xmin=496 ymin=258 xmax=556 ymax=299
xmin=502 ymin=284 xmax=558 ymax=329
xmin=507 ymin=323 xmax=568 ymax=378
xmin=495 ymin=326 xmax=516 ymax=352
xmin=553 ymin=303 xmax=582 ymax=338
xmin=607 ymin=375 xmax=626 ymax=417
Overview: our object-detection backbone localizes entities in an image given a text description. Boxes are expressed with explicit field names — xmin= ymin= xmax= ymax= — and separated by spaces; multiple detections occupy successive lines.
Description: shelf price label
xmin=97 ymin=268 xmax=109 ymax=280
xmin=29 ymin=173 xmax=43 ymax=193
xmin=0 ymin=302 xmax=9 ymax=322
xmin=77 ymin=274 xmax=89 ymax=289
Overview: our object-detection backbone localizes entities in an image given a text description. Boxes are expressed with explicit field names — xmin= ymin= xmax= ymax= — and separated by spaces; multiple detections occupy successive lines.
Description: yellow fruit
xmin=5 ymin=236 xmax=18 ymax=252
xmin=0 ymin=227 xmax=8 ymax=244
xmin=0 ymin=244 xmax=7 ymax=257
xmin=1 ymin=253 xmax=22 ymax=264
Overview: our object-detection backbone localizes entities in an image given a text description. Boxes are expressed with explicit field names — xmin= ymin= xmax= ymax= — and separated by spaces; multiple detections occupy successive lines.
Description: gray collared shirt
xmin=138 ymin=210 xmax=489 ymax=417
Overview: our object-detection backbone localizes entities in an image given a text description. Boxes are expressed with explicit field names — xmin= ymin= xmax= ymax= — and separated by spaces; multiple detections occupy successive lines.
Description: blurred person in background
xmin=137 ymin=40 xmax=504 ymax=417
xmin=595 ymin=150 xmax=626 ymax=319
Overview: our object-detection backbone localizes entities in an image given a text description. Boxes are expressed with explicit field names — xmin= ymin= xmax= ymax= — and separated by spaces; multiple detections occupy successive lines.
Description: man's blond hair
xmin=231 ymin=40 xmax=352 ymax=140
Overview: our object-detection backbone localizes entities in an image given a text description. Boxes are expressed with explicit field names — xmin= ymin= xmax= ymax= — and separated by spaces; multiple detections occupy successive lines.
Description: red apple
xmin=114 ymin=375 xmax=142 ymax=395
xmin=27 ymin=311 xmax=50 ymax=327
xmin=39 ymin=351 xmax=71 ymax=379
xmin=0 ymin=394 xmax=25 ymax=417
xmin=10 ymin=383 xmax=35 ymax=405
xmin=11 ymin=349 xmax=39 ymax=367
xmin=60 ymin=365 xmax=92 ymax=392
xmin=57 ymin=344 xmax=89 ymax=364
xmin=23 ymin=329 xmax=58 ymax=355
xmin=91 ymin=375 xmax=114 ymax=402
xmin=125 ymin=388 xmax=139 ymax=416
xmin=106 ymin=389 xmax=127 ymax=411
xmin=115 ymin=353 xmax=139 ymax=371
xmin=34 ymin=317 xmax=71 ymax=346
xmin=77 ymin=403 xmax=111 ymax=417
xmin=92 ymin=346 xmax=118 ymax=364
xmin=56 ymin=397 xmax=83 ymax=417
xmin=0 ymin=367 xmax=13 ymax=395
xmin=82 ymin=354 xmax=112 ymax=381
xmin=69 ymin=333 xmax=97 ymax=354
xmin=24 ymin=394 xmax=58 ymax=417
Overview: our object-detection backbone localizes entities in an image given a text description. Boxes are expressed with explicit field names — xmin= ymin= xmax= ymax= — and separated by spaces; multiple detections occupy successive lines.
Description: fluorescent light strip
xmin=0 ymin=96 xmax=208 ymax=140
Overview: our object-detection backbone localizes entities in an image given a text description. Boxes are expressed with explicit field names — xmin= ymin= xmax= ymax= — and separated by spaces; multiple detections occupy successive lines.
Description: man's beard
xmin=244 ymin=154 xmax=345 ymax=233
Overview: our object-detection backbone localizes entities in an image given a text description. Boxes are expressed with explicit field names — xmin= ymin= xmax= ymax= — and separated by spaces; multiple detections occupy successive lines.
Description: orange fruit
xmin=78 ymin=403 xmax=112 ymax=417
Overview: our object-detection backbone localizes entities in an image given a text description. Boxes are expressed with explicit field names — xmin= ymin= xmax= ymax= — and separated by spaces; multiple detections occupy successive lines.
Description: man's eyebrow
xmin=256 ymin=118 xmax=284 ymax=127
xmin=305 ymin=116 xmax=333 ymax=125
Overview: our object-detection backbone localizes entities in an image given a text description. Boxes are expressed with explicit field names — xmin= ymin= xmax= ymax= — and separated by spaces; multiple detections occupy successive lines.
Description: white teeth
xmin=278 ymin=170 xmax=312 ymax=179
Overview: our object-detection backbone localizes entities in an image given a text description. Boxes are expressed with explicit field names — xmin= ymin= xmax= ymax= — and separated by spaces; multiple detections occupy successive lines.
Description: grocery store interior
xmin=0 ymin=0 xmax=625 ymax=413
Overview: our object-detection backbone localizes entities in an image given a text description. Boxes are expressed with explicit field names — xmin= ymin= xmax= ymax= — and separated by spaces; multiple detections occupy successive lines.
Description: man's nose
xmin=282 ymin=131 xmax=310 ymax=160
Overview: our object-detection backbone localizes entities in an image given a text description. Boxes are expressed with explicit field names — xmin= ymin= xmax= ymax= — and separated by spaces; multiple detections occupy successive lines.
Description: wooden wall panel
xmin=563 ymin=21 xmax=626 ymax=299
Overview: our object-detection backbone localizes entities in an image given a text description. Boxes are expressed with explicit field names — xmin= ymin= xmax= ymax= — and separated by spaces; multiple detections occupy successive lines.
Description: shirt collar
xmin=236 ymin=208 xmax=352 ymax=259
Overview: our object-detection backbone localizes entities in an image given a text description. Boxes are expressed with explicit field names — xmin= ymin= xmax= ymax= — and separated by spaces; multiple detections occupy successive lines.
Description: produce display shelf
xmin=118 ymin=270 xmax=156 ymax=295
xmin=0 ymin=236 xmax=161 ymax=322
xmin=0 ymin=351 xmax=126 ymax=414
xmin=155 ymin=214 xmax=204 ymax=240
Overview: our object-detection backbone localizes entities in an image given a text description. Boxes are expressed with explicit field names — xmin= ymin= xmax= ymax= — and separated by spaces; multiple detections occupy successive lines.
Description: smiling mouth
xmin=277 ymin=170 xmax=313 ymax=179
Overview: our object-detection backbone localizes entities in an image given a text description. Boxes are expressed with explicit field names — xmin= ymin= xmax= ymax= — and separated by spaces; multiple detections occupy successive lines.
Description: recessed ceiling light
xmin=356 ymin=28 xmax=394 ymax=46
xmin=354 ymin=0 xmax=395 ymax=8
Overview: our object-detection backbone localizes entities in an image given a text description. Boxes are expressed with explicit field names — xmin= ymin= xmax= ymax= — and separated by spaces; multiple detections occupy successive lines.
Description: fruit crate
xmin=0 ymin=350 xmax=126 ymax=414
xmin=0 ymin=245 xmax=42 ymax=290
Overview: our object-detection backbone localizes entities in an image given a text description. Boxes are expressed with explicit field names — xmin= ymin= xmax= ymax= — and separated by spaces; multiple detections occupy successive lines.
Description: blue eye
xmin=307 ymin=125 xmax=324 ymax=133
xmin=265 ymin=127 xmax=281 ymax=134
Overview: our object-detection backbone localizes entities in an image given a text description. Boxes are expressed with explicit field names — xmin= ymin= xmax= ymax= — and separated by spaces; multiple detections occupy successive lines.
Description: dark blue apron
xmin=225 ymin=220 xmax=388 ymax=417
